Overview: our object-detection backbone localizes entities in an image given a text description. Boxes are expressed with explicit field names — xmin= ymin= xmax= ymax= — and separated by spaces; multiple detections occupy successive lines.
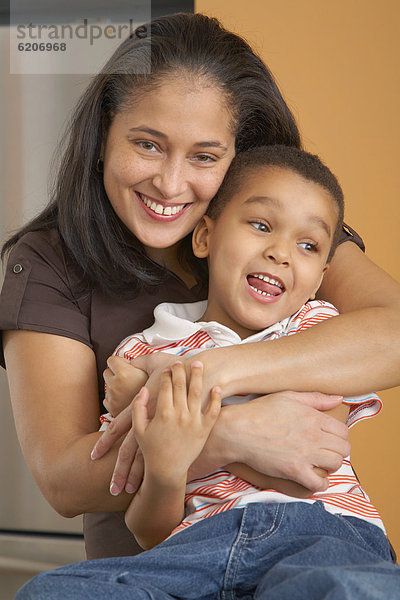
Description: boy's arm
xmin=125 ymin=362 xmax=221 ymax=550
xmin=226 ymin=402 xmax=350 ymax=498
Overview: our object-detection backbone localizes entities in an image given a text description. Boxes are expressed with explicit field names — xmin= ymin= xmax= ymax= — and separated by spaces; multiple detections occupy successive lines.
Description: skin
xmin=3 ymin=76 xmax=400 ymax=520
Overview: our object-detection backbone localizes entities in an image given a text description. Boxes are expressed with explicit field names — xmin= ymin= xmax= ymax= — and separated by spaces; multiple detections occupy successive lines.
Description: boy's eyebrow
xmin=128 ymin=126 xmax=228 ymax=150
xmin=244 ymin=196 xmax=332 ymax=237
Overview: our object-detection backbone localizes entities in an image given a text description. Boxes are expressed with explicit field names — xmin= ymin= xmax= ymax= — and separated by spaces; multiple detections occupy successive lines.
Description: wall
xmin=196 ymin=0 xmax=400 ymax=553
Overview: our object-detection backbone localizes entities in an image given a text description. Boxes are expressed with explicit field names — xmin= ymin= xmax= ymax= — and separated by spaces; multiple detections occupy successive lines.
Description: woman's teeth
xmin=139 ymin=193 xmax=185 ymax=216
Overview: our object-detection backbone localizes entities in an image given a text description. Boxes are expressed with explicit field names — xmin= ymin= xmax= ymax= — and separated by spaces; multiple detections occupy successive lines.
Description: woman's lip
xmin=245 ymin=277 xmax=284 ymax=304
xmin=136 ymin=192 xmax=190 ymax=222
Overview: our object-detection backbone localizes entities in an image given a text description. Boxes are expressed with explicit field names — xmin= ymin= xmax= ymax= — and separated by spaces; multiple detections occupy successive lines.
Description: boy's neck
xmin=198 ymin=305 xmax=264 ymax=340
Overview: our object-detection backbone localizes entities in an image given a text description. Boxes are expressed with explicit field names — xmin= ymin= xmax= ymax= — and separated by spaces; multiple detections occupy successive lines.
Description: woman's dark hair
xmin=207 ymin=145 xmax=344 ymax=261
xmin=2 ymin=12 xmax=301 ymax=296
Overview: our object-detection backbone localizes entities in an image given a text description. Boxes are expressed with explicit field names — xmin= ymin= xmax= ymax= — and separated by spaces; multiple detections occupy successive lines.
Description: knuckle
xmin=106 ymin=420 xmax=120 ymax=438
xmin=331 ymin=456 xmax=343 ymax=472
xmin=118 ymin=444 xmax=133 ymax=464
xmin=284 ymin=461 xmax=301 ymax=480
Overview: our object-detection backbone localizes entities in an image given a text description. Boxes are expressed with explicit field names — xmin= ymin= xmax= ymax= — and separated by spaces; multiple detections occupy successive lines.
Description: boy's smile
xmin=193 ymin=166 xmax=339 ymax=339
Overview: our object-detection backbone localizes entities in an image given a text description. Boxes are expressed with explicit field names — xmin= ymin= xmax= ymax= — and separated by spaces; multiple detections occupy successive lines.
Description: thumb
xmin=292 ymin=391 xmax=343 ymax=411
xmin=133 ymin=387 xmax=150 ymax=435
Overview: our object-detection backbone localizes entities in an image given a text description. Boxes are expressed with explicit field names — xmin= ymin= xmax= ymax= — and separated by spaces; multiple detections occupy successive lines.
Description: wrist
xmin=197 ymin=345 xmax=273 ymax=398
xmin=208 ymin=405 xmax=242 ymax=464
xmin=146 ymin=468 xmax=187 ymax=491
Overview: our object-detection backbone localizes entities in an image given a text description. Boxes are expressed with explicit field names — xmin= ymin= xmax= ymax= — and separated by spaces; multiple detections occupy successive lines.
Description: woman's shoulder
xmin=8 ymin=227 xmax=70 ymax=267
xmin=0 ymin=227 xmax=93 ymax=365
xmin=6 ymin=227 xmax=87 ymax=295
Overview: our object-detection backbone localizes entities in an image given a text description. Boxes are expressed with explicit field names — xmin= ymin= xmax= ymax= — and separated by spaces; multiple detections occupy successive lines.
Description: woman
xmin=1 ymin=13 xmax=399 ymax=561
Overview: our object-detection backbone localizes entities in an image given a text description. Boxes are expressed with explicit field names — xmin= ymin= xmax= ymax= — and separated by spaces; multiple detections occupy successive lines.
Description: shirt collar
xmin=142 ymin=301 xmax=292 ymax=346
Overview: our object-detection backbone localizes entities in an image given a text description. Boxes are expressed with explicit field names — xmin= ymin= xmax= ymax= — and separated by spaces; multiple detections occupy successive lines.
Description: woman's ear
xmin=192 ymin=216 xmax=214 ymax=258
xmin=309 ymin=264 xmax=329 ymax=300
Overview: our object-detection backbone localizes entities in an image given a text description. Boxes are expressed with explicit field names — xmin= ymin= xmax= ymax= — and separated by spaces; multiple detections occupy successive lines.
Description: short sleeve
xmin=342 ymin=393 xmax=382 ymax=428
xmin=338 ymin=223 xmax=365 ymax=251
xmin=0 ymin=230 xmax=92 ymax=368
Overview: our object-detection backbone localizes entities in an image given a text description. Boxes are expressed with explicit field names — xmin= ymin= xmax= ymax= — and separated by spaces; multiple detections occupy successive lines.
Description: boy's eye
xmin=298 ymin=241 xmax=316 ymax=252
xmin=250 ymin=221 xmax=270 ymax=233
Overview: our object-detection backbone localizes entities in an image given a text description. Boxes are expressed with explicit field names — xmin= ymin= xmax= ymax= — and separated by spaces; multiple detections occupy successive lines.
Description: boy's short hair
xmin=207 ymin=145 xmax=344 ymax=261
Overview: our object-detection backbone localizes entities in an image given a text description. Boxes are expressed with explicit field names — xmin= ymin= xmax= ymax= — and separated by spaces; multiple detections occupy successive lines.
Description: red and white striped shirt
xmin=104 ymin=299 xmax=384 ymax=535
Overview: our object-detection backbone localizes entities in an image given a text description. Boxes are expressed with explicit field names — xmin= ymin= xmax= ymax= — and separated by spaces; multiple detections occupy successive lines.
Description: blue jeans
xmin=17 ymin=501 xmax=400 ymax=599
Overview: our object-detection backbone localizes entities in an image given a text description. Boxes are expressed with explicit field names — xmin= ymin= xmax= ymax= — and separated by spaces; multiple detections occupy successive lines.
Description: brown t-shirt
xmin=0 ymin=224 xmax=364 ymax=558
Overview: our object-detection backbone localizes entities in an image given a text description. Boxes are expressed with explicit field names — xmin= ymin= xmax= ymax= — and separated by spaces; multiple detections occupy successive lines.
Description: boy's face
xmin=193 ymin=166 xmax=338 ymax=338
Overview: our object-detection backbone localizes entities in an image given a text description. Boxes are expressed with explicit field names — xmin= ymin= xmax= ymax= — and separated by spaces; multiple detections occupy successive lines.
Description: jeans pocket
xmin=336 ymin=515 xmax=392 ymax=561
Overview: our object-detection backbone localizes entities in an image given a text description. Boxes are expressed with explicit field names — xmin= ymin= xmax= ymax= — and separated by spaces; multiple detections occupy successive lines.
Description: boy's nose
xmin=263 ymin=240 xmax=290 ymax=265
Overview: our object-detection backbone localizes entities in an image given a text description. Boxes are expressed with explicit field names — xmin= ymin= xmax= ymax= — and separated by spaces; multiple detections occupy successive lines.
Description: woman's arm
xmin=199 ymin=243 xmax=400 ymax=398
xmin=3 ymin=329 xmax=135 ymax=517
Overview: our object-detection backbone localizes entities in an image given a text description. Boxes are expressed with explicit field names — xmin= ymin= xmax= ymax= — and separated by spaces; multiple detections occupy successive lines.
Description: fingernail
xmin=214 ymin=386 xmax=221 ymax=393
xmin=329 ymin=395 xmax=343 ymax=400
xmin=90 ymin=449 xmax=98 ymax=461
xmin=110 ymin=482 xmax=120 ymax=496
xmin=191 ymin=361 xmax=202 ymax=368
xmin=125 ymin=483 xmax=136 ymax=494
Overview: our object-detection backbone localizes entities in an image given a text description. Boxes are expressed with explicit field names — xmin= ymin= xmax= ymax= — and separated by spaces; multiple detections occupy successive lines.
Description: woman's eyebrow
xmin=129 ymin=126 xmax=167 ymax=138
xmin=193 ymin=141 xmax=229 ymax=150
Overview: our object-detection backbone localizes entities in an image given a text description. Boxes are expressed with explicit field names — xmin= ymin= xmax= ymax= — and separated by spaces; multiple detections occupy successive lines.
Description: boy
xmin=18 ymin=146 xmax=399 ymax=599
xmin=118 ymin=144 xmax=383 ymax=546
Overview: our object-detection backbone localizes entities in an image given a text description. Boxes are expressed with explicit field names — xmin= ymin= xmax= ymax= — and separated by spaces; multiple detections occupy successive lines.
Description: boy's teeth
xmin=140 ymin=193 xmax=185 ymax=216
xmin=254 ymin=274 xmax=283 ymax=289
xmin=249 ymin=285 xmax=273 ymax=297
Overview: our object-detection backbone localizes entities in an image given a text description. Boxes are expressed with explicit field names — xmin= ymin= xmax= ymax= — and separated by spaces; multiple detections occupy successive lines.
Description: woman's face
xmin=103 ymin=78 xmax=236 ymax=258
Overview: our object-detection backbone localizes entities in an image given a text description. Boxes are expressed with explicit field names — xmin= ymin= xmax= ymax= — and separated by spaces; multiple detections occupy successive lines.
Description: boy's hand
xmin=134 ymin=361 xmax=222 ymax=486
xmin=103 ymin=356 xmax=148 ymax=416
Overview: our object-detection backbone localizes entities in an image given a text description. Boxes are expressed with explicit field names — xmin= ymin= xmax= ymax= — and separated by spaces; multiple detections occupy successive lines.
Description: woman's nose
xmin=152 ymin=159 xmax=188 ymax=199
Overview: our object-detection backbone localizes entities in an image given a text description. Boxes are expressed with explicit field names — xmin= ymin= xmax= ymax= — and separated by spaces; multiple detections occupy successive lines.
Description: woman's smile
xmin=136 ymin=192 xmax=188 ymax=221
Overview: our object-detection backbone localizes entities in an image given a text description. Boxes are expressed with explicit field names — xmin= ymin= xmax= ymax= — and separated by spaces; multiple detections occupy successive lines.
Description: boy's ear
xmin=192 ymin=216 xmax=214 ymax=258
xmin=309 ymin=264 xmax=329 ymax=300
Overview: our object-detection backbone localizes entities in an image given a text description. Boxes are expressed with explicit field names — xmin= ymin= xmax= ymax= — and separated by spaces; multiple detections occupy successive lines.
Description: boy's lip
xmin=246 ymin=272 xmax=286 ymax=295
xmin=136 ymin=192 xmax=190 ymax=220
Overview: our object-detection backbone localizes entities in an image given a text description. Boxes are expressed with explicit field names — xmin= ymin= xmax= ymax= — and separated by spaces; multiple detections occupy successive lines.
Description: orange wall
xmin=196 ymin=0 xmax=400 ymax=554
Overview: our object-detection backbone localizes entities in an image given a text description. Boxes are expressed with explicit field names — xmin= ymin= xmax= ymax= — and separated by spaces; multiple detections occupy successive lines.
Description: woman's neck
xmin=145 ymin=245 xmax=197 ymax=289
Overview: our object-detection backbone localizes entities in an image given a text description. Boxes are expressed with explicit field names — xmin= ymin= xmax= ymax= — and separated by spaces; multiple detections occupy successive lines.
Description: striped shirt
xmin=104 ymin=299 xmax=384 ymax=535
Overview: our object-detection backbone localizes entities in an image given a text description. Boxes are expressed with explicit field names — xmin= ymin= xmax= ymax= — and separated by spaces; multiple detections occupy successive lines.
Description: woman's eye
xmin=136 ymin=141 xmax=158 ymax=152
xmin=298 ymin=241 xmax=316 ymax=252
xmin=250 ymin=221 xmax=270 ymax=233
xmin=193 ymin=154 xmax=216 ymax=163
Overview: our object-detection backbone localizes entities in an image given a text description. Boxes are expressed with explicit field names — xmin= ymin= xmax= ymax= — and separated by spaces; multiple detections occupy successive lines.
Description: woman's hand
xmin=191 ymin=390 xmax=350 ymax=492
